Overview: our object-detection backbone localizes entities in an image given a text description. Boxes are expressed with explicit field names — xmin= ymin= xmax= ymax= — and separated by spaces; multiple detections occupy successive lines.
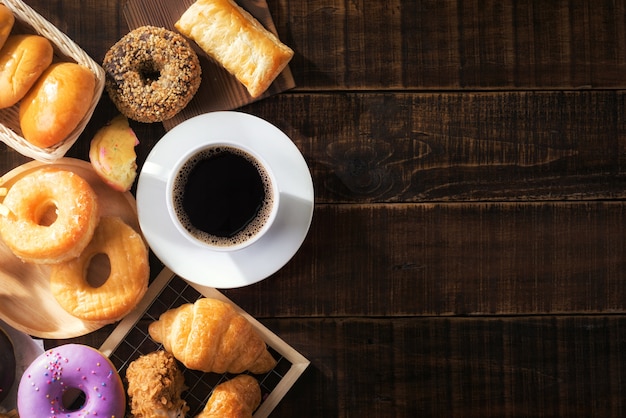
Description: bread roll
xmin=0 ymin=35 xmax=53 ymax=108
xmin=19 ymin=62 xmax=95 ymax=148
xmin=0 ymin=5 xmax=14 ymax=50
xmin=175 ymin=0 xmax=294 ymax=98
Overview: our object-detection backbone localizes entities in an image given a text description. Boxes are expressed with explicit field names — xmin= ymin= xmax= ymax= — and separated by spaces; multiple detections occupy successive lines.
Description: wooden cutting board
xmin=122 ymin=0 xmax=296 ymax=131
xmin=0 ymin=158 xmax=141 ymax=339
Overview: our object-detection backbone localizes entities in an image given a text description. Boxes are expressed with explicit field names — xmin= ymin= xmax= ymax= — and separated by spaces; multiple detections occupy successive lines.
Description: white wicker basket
xmin=0 ymin=0 xmax=105 ymax=162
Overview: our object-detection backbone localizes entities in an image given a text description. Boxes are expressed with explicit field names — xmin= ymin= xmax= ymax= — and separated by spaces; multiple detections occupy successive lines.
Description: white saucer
xmin=137 ymin=111 xmax=314 ymax=288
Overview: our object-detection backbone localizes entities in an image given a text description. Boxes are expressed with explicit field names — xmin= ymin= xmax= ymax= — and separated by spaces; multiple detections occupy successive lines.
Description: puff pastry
xmin=175 ymin=0 xmax=294 ymax=98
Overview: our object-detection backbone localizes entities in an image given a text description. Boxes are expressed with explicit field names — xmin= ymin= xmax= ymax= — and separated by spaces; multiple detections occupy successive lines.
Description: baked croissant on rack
xmin=148 ymin=298 xmax=277 ymax=374
xmin=195 ymin=375 xmax=261 ymax=418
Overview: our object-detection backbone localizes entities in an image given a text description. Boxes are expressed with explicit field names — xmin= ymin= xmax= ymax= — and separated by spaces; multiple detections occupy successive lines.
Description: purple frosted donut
xmin=17 ymin=344 xmax=125 ymax=418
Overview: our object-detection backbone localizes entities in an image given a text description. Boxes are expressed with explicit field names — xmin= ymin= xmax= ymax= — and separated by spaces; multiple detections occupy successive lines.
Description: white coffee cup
xmin=136 ymin=111 xmax=313 ymax=288
xmin=166 ymin=142 xmax=279 ymax=252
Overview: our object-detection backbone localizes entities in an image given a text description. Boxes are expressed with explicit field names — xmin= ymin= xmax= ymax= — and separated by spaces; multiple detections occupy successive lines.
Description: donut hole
xmin=62 ymin=387 xmax=86 ymax=411
xmin=34 ymin=199 xmax=58 ymax=226
xmin=86 ymin=252 xmax=111 ymax=288
xmin=138 ymin=61 xmax=161 ymax=85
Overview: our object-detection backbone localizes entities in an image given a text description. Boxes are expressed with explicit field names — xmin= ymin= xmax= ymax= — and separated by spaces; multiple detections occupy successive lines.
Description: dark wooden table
xmin=2 ymin=0 xmax=626 ymax=416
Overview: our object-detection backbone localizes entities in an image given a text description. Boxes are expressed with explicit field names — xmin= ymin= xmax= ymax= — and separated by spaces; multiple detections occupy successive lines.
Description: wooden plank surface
xmin=222 ymin=202 xmax=626 ymax=317
xmin=25 ymin=0 xmax=626 ymax=90
xmin=242 ymin=91 xmax=626 ymax=202
xmin=270 ymin=0 xmax=626 ymax=90
xmin=45 ymin=316 xmax=626 ymax=417
xmin=2 ymin=0 xmax=626 ymax=417
xmin=262 ymin=317 xmax=626 ymax=418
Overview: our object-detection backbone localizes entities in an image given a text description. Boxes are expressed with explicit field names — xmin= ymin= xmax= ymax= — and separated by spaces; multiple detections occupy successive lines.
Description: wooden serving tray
xmin=122 ymin=0 xmax=296 ymax=131
xmin=100 ymin=267 xmax=310 ymax=417
xmin=0 ymin=158 xmax=140 ymax=338
xmin=0 ymin=0 xmax=105 ymax=162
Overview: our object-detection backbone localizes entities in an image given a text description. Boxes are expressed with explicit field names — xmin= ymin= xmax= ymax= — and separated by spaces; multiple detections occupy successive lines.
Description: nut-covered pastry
xmin=126 ymin=350 xmax=189 ymax=418
xmin=102 ymin=26 xmax=201 ymax=123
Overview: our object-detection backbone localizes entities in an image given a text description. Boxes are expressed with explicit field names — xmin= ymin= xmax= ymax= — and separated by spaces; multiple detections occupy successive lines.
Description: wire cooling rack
xmin=100 ymin=268 xmax=309 ymax=417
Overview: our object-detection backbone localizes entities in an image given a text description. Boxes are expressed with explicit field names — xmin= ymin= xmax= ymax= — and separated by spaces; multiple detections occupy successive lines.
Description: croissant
xmin=195 ymin=375 xmax=261 ymax=418
xmin=148 ymin=298 xmax=276 ymax=374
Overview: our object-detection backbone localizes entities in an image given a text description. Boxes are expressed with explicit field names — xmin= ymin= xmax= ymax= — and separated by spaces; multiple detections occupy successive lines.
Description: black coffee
xmin=172 ymin=146 xmax=274 ymax=247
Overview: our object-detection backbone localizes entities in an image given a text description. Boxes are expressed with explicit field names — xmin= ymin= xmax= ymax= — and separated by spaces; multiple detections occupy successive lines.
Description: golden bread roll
xmin=19 ymin=62 xmax=95 ymax=148
xmin=0 ymin=34 xmax=53 ymax=108
xmin=0 ymin=5 xmax=14 ymax=50
xmin=175 ymin=0 xmax=294 ymax=98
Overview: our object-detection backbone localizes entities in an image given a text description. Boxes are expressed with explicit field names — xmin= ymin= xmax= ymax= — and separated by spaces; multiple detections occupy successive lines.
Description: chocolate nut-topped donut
xmin=102 ymin=25 xmax=202 ymax=123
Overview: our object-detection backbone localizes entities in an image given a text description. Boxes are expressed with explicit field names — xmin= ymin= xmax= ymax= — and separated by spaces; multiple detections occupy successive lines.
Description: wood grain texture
xmin=223 ymin=202 xmax=626 ymax=316
xmin=17 ymin=0 xmax=626 ymax=91
xmin=242 ymin=91 xmax=626 ymax=202
xmin=272 ymin=0 xmax=626 ymax=89
xmin=262 ymin=316 xmax=626 ymax=418
xmin=3 ymin=0 xmax=626 ymax=416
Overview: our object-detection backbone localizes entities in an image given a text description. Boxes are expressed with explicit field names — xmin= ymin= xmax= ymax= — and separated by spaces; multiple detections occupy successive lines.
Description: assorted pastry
xmin=0 ymin=0 xmax=295 ymax=415
xmin=0 ymin=34 xmax=53 ymax=109
xmin=19 ymin=62 xmax=96 ymax=148
xmin=101 ymin=0 xmax=294 ymax=122
xmin=126 ymin=298 xmax=274 ymax=417
xmin=0 ymin=5 xmax=96 ymax=149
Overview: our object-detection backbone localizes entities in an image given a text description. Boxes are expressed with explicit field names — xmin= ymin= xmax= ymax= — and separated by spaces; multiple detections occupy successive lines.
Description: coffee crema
xmin=172 ymin=146 xmax=274 ymax=247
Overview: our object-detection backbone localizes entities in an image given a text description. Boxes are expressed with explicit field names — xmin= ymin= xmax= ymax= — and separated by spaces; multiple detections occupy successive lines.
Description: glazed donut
xmin=0 ymin=167 xmax=99 ymax=264
xmin=17 ymin=344 xmax=125 ymax=418
xmin=102 ymin=25 xmax=202 ymax=123
xmin=50 ymin=216 xmax=149 ymax=322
